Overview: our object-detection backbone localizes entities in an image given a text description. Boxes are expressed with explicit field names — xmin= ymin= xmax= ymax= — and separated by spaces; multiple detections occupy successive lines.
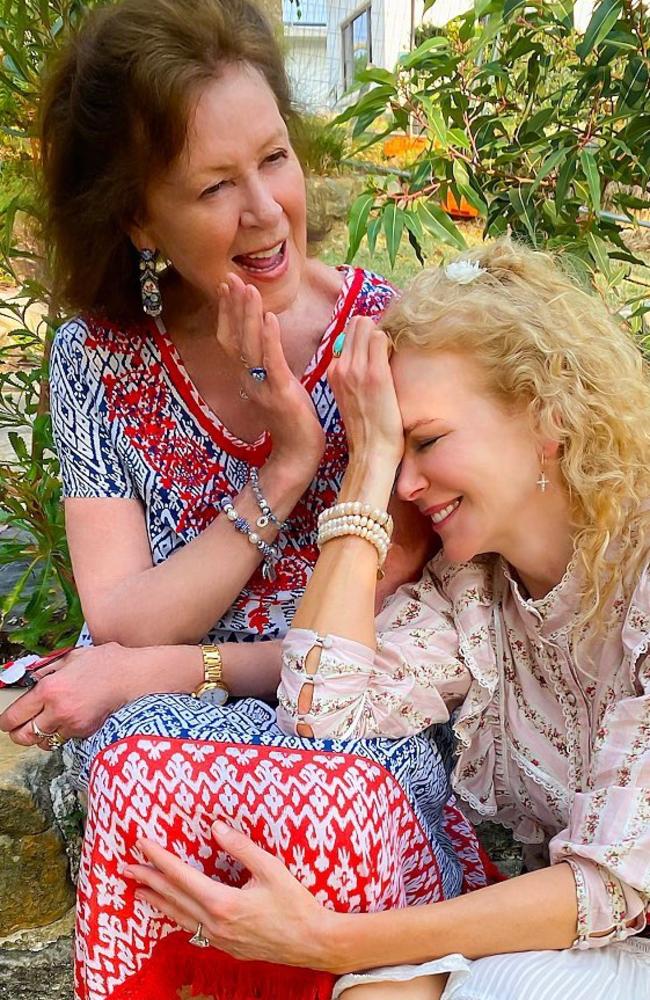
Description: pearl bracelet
xmin=318 ymin=501 xmax=394 ymax=539
xmin=221 ymin=498 xmax=280 ymax=582
xmin=317 ymin=518 xmax=390 ymax=576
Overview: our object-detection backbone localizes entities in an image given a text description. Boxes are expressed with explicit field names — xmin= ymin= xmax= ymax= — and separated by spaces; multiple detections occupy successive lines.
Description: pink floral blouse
xmin=278 ymin=551 xmax=650 ymax=949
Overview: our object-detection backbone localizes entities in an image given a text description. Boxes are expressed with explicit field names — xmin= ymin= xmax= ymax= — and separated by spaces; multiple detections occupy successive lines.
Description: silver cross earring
xmin=536 ymin=453 xmax=550 ymax=492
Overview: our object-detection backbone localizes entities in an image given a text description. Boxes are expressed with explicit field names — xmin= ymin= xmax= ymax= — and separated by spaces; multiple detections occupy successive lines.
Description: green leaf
xmin=508 ymin=187 xmax=537 ymax=244
xmin=382 ymin=202 xmax=405 ymax=269
xmin=354 ymin=66 xmax=396 ymax=87
xmin=417 ymin=200 xmax=467 ymax=250
xmin=366 ymin=215 xmax=383 ymax=256
xmin=580 ymin=149 xmax=601 ymax=215
xmin=346 ymin=193 xmax=374 ymax=262
xmin=400 ymin=35 xmax=449 ymax=70
xmin=586 ymin=232 xmax=612 ymax=280
xmin=426 ymin=105 xmax=448 ymax=148
xmin=530 ymin=147 xmax=567 ymax=196
xmin=555 ymin=155 xmax=576 ymax=213
xmin=577 ymin=0 xmax=623 ymax=57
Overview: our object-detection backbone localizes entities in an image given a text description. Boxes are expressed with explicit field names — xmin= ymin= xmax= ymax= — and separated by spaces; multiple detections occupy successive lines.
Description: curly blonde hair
xmin=382 ymin=238 xmax=650 ymax=624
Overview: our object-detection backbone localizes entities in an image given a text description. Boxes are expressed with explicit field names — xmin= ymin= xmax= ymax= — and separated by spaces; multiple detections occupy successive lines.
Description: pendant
xmin=262 ymin=562 xmax=277 ymax=582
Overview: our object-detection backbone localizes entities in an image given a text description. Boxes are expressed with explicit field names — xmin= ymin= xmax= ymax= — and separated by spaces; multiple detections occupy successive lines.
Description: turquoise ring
xmin=332 ymin=332 xmax=346 ymax=358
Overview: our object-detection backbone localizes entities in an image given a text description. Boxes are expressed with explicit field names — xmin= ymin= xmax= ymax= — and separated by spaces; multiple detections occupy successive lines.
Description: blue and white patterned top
xmin=50 ymin=266 xmax=396 ymax=644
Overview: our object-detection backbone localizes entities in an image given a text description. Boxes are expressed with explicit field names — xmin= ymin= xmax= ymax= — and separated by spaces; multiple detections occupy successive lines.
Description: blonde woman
xmin=123 ymin=240 xmax=649 ymax=998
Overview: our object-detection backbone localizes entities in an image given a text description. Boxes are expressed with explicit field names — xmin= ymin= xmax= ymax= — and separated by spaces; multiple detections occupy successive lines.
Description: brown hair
xmin=40 ymin=0 xmax=293 ymax=322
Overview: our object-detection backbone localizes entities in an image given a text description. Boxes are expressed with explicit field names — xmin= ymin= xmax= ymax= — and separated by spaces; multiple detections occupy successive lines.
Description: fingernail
xmin=134 ymin=890 xmax=145 ymax=900
xmin=123 ymin=866 xmax=136 ymax=879
xmin=212 ymin=820 xmax=229 ymax=836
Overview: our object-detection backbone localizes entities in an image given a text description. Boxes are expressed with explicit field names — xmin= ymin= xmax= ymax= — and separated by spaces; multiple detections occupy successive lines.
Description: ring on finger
xmin=239 ymin=387 xmax=249 ymax=400
xmin=248 ymin=366 xmax=268 ymax=382
xmin=47 ymin=731 xmax=64 ymax=751
xmin=189 ymin=921 xmax=211 ymax=948
xmin=332 ymin=332 xmax=346 ymax=358
xmin=32 ymin=719 xmax=57 ymax=740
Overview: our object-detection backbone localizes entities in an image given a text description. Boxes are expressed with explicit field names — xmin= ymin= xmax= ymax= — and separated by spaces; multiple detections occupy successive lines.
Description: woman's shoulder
xmin=428 ymin=550 xmax=497 ymax=610
xmin=343 ymin=265 xmax=398 ymax=318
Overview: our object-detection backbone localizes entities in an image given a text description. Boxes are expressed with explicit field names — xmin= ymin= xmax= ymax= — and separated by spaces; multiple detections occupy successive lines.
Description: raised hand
xmin=328 ymin=316 xmax=404 ymax=472
xmin=217 ymin=273 xmax=325 ymax=474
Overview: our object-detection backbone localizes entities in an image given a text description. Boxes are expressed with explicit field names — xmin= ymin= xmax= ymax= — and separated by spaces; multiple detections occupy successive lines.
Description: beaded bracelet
xmin=249 ymin=466 xmax=288 ymax=530
xmin=221 ymin=498 xmax=280 ymax=581
xmin=317 ymin=516 xmax=391 ymax=578
xmin=318 ymin=501 xmax=394 ymax=539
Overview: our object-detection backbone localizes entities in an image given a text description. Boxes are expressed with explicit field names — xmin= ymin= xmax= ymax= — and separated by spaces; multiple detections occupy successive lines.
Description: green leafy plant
xmin=0 ymin=1 xmax=99 ymax=653
xmin=339 ymin=0 xmax=650 ymax=333
xmin=290 ymin=113 xmax=349 ymax=175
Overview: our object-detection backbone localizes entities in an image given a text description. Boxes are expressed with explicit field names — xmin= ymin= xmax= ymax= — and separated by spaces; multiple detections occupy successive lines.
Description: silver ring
xmin=248 ymin=367 xmax=268 ymax=382
xmin=189 ymin=921 xmax=211 ymax=948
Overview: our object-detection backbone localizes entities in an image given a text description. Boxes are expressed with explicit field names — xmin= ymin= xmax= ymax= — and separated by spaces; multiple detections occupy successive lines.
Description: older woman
xmin=0 ymin=0 xmax=430 ymax=760
xmin=119 ymin=239 xmax=649 ymax=999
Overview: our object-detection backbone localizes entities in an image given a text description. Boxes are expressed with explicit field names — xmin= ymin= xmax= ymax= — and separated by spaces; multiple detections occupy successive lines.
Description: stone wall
xmin=0 ymin=726 xmax=78 ymax=999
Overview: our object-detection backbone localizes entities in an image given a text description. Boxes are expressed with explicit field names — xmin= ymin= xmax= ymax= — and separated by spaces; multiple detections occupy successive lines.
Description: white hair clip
xmin=444 ymin=259 xmax=486 ymax=284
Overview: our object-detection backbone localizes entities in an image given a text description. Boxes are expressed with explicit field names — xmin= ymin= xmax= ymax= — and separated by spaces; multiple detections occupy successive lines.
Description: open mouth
xmin=428 ymin=497 xmax=462 ymax=526
xmin=232 ymin=240 xmax=287 ymax=275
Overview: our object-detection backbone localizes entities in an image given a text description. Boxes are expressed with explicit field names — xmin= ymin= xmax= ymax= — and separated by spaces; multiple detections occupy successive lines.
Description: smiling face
xmin=129 ymin=62 xmax=307 ymax=315
xmin=391 ymin=348 xmax=549 ymax=563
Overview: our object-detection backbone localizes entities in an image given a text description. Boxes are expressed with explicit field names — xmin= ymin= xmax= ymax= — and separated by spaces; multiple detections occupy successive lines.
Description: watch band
xmin=192 ymin=645 xmax=229 ymax=700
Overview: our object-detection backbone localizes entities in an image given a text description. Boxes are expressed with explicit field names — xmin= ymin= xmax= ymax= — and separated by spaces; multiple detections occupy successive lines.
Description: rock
xmin=306 ymin=175 xmax=365 ymax=243
xmin=0 ymin=828 xmax=74 ymax=936
xmin=0 ymin=736 xmax=76 ymax=936
xmin=476 ymin=821 xmax=524 ymax=879
xmin=0 ymin=910 xmax=74 ymax=1000
xmin=0 ymin=739 xmax=61 ymax=837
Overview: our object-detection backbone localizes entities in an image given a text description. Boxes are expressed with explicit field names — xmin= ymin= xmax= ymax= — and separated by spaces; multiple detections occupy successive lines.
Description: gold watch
xmin=192 ymin=645 xmax=229 ymax=704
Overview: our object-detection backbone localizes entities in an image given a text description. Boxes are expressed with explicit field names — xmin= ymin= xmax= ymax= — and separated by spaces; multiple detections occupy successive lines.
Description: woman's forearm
xmin=292 ymin=456 xmax=397 ymax=646
xmin=323 ymin=864 xmax=578 ymax=975
xmin=86 ymin=459 xmax=314 ymax=646
xmin=120 ymin=639 xmax=282 ymax=703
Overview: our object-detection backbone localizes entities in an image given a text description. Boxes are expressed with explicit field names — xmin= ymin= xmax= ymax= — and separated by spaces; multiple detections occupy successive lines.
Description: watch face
xmin=203 ymin=686 xmax=228 ymax=707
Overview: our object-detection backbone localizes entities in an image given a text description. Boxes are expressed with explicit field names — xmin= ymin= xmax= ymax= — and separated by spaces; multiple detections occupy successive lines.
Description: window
xmin=342 ymin=6 xmax=372 ymax=89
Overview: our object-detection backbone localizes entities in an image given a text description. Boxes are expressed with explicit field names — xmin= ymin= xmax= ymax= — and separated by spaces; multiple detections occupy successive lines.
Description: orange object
xmin=443 ymin=189 xmax=480 ymax=219
xmin=383 ymin=135 xmax=427 ymax=158
xmin=383 ymin=136 xmax=481 ymax=219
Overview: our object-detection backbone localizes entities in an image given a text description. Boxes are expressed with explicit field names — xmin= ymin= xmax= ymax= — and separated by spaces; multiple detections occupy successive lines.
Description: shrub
xmin=339 ymin=0 xmax=650 ymax=334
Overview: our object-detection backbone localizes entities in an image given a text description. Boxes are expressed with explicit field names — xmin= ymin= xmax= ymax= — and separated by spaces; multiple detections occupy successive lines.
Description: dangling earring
xmin=139 ymin=248 xmax=162 ymax=317
xmin=536 ymin=453 xmax=550 ymax=492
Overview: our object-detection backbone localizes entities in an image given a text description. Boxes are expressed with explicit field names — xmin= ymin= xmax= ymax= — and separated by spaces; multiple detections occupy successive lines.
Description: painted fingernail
xmin=332 ymin=333 xmax=346 ymax=358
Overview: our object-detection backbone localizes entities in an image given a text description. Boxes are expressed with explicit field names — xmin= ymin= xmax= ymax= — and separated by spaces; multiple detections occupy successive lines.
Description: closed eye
xmin=415 ymin=436 xmax=443 ymax=452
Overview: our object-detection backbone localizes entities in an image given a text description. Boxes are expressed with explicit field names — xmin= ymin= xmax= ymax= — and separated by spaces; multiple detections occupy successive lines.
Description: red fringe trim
xmin=105 ymin=930 xmax=337 ymax=1000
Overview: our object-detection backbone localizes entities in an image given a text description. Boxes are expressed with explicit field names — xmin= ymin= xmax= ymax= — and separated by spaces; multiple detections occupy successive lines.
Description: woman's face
xmin=131 ymin=63 xmax=307 ymax=315
xmin=391 ymin=348 xmax=546 ymax=563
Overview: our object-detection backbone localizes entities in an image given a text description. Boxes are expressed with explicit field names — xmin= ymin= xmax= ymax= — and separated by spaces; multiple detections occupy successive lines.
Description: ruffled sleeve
xmin=549 ymin=566 xmax=650 ymax=947
xmin=277 ymin=556 xmax=494 ymax=740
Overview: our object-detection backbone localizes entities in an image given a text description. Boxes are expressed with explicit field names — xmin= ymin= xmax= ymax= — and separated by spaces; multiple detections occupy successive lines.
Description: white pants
xmin=333 ymin=936 xmax=650 ymax=1000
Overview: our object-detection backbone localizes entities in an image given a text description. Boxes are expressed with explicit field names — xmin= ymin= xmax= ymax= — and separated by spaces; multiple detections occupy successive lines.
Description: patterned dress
xmin=49 ymin=268 xmax=497 ymax=1000
xmin=50 ymin=266 xmax=393 ymax=644
xmin=277 ymin=550 xmax=650 ymax=997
